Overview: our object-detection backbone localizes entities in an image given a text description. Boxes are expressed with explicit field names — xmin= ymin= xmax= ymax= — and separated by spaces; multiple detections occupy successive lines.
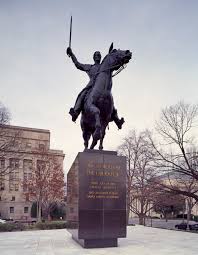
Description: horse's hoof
xmin=99 ymin=146 xmax=103 ymax=150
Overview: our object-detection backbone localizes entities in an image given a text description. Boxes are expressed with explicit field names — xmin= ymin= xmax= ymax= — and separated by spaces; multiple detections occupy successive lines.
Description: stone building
xmin=0 ymin=125 xmax=64 ymax=221
xmin=129 ymin=173 xmax=198 ymax=219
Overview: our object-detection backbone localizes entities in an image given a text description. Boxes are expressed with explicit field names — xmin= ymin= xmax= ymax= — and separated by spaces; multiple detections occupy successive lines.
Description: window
xmin=9 ymin=170 xmax=19 ymax=191
xmin=23 ymin=172 xmax=27 ymax=180
xmin=9 ymin=158 xmax=19 ymax=169
xmin=23 ymin=184 xmax=27 ymax=192
xmin=39 ymin=144 xmax=45 ymax=151
xmin=14 ymin=183 xmax=19 ymax=191
xmin=23 ymin=160 xmax=32 ymax=171
xmin=25 ymin=194 xmax=29 ymax=201
xmin=9 ymin=183 xmax=14 ymax=191
xmin=0 ymin=159 xmax=5 ymax=191
xmin=10 ymin=207 xmax=14 ymax=213
xmin=11 ymin=196 xmax=15 ymax=201
xmin=0 ymin=182 xmax=5 ymax=191
xmin=23 ymin=160 xmax=32 ymax=180
xmin=9 ymin=182 xmax=19 ymax=191
xmin=24 ymin=207 xmax=28 ymax=213
xmin=9 ymin=160 xmax=20 ymax=191
xmin=0 ymin=158 xmax=5 ymax=169
xmin=23 ymin=160 xmax=32 ymax=192
xmin=9 ymin=172 xmax=14 ymax=181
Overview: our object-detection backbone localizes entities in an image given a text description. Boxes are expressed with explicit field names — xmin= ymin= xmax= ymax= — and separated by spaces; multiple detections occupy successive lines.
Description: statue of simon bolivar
xmin=67 ymin=47 xmax=124 ymax=129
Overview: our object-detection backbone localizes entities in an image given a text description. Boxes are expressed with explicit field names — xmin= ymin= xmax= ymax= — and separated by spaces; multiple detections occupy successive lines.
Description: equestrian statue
xmin=67 ymin=43 xmax=132 ymax=150
xmin=66 ymin=16 xmax=131 ymax=150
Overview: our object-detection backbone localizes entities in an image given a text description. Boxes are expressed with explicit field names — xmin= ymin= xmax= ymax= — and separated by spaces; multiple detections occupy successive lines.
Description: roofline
xmin=0 ymin=124 xmax=50 ymax=134
xmin=2 ymin=149 xmax=65 ymax=157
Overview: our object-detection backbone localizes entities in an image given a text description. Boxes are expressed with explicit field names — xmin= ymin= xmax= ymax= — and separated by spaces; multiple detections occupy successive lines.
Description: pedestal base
xmin=67 ymin=150 xmax=126 ymax=248
xmin=72 ymin=235 xmax=118 ymax=248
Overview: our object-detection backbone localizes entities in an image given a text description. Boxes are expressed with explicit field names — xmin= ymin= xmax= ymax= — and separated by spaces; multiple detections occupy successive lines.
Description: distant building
xmin=0 ymin=125 xmax=64 ymax=221
xmin=129 ymin=173 xmax=198 ymax=219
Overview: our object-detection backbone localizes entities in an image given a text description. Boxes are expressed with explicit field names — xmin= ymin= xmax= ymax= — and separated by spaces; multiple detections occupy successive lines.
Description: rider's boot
xmin=69 ymin=108 xmax=79 ymax=122
xmin=114 ymin=117 xmax=125 ymax=129
xmin=69 ymin=96 xmax=83 ymax=122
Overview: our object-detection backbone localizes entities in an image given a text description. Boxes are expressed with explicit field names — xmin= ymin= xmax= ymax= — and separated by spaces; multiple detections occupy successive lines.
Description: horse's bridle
xmin=112 ymin=64 xmax=127 ymax=77
xmin=95 ymin=55 xmax=128 ymax=78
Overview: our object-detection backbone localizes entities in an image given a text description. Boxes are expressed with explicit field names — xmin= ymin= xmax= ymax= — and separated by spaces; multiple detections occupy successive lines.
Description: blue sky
xmin=1 ymin=0 xmax=198 ymax=171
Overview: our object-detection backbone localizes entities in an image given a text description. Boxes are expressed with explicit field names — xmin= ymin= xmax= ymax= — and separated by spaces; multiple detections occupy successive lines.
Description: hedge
xmin=35 ymin=221 xmax=77 ymax=230
xmin=0 ymin=222 xmax=25 ymax=232
xmin=0 ymin=221 xmax=77 ymax=232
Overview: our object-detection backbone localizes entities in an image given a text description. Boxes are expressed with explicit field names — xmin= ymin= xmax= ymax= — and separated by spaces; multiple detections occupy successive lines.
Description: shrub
xmin=0 ymin=222 xmax=25 ymax=232
xmin=31 ymin=202 xmax=38 ymax=218
xmin=0 ymin=221 xmax=77 ymax=232
xmin=65 ymin=221 xmax=78 ymax=229
xmin=0 ymin=223 xmax=14 ymax=232
xmin=193 ymin=215 xmax=198 ymax=222
xmin=35 ymin=221 xmax=77 ymax=230
xmin=50 ymin=202 xmax=66 ymax=220
xmin=35 ymin=221 xmax=67 ymax=230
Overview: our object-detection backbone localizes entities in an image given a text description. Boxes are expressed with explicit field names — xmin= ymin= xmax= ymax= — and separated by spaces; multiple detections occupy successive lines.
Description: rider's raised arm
xmin=67 ymin=48 xmax=91 ymax=72
xmin=72 ymin=55 xmax=91 ymax=72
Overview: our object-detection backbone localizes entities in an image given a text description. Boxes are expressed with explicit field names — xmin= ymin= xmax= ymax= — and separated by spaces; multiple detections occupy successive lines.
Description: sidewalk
xmin=129 ymin=218 xmax=197 ymax=229
xmin=0 ymin=225 xmax=197 ymax=255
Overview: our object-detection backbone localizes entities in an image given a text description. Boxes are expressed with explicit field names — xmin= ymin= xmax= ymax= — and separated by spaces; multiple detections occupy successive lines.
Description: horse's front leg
xmin=99 ymin=124 xmax=107 ymax=150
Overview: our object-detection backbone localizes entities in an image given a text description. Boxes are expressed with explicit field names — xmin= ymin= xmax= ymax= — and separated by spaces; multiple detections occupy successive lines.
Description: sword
xmin=67 ymin=15 xmax=72 ymax=57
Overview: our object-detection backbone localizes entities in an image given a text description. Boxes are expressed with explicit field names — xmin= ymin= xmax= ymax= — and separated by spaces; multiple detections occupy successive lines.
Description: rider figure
xmin=67 ymin=47 xmax=124 ymax=129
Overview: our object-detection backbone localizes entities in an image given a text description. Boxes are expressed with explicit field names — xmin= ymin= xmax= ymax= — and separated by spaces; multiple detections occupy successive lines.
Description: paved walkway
xmin=0 ymin=225 xmax=197 ymax=255
xmin=129 ymin=218 xmax=197 ymax=229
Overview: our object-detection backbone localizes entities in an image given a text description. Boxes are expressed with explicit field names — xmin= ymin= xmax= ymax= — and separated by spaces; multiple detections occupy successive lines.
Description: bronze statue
xmin=67 ymin=47 xmax=124 ymax=129
xmin=67 ymin=44 xmax=132 ymax=150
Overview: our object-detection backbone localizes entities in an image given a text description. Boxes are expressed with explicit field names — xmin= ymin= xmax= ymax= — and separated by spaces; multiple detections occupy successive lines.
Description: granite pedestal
xmin=66 ymin=149 xmax=126 ymax=248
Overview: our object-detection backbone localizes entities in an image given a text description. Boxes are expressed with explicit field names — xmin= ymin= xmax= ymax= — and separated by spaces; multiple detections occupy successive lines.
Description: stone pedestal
xmin=66 ymin=149 xmax=126 ymax=248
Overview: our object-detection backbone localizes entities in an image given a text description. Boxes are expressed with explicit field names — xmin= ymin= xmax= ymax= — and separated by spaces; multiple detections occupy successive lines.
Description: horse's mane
xmin=101 ymin=49 xmax=117 ymax=65
xmin=101 ymin=54 xmax=109 ymax=65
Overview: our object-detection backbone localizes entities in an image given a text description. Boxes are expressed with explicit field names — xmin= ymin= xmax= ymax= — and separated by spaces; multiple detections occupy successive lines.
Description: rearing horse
xmin=80 ymin=45 xmax=132 ymax=150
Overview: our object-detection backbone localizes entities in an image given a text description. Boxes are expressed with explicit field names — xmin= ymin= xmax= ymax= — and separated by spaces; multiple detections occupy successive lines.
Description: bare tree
xmin=153 ymin=191 xmax=185 ymax=221
xmin=149 ymin=101 xmax=198 ymax=201
xmin=0 ymin=102 xmax=11 ymax=125
xmin=23 ymin=150 xmax=64 ymax=222
xmin=0 ymin=103 xmax=22 ymax=188
xmin=118 ymin=130 xmax=158 ymax=225
xmin=118 ymin=130 xmax=136 ymax=223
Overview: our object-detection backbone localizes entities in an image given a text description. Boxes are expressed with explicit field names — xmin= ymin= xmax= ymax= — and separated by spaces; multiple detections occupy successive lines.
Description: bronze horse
xmin=80 ymin=45 xmax=132 ymax=150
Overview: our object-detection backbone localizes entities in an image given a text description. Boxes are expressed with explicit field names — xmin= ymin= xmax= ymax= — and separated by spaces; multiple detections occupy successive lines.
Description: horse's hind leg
xmin=99 ymin=137 xmax=104 ymax=150
xmin=90 ymin=140 xmax=97 ymax=149
xmin=89 ymin=104 xmax=101 ymax=149
xmin=99 ymin=125 xmax=106 ymax=150
xmin=83 ymin=130 xmax=91 ymax=149
xmin=90 ymin=129 xmax=100 ymax=149
xmin=89 ymin=104 xmax=101 ymax=129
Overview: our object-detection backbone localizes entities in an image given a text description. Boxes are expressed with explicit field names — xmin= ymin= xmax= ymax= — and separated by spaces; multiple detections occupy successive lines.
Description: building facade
xmin=129 ymin=174 xmax=198 ymax=219
xmin=0 ymin=125 xmax=64 ymax=221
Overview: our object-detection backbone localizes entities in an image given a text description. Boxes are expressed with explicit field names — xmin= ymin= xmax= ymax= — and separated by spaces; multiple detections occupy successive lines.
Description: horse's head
xmin=101 ymin=43 xmax=132 ymax=72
